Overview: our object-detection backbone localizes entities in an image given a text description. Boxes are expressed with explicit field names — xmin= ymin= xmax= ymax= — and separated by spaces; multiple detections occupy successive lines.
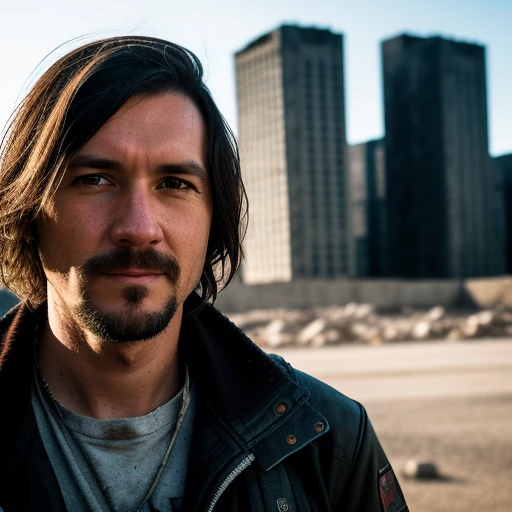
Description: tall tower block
xmin=236 ymin=26 xmax=348 ymax=284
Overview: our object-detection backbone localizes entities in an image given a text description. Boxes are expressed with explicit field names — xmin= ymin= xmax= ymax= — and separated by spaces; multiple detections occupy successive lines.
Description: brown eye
xmin=77 ymin=174 xmax=110 ymax=186
xmin=161 ymin=177 xmax=189 ymax=189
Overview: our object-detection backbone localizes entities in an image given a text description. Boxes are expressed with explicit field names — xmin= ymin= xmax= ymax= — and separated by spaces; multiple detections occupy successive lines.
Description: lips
xmin=100 ymin=271 xmax=164 ymax=284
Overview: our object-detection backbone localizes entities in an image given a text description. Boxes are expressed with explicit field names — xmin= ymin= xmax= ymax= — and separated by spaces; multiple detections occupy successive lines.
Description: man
xmin=0 ymin=36 xmax=408 ymax=511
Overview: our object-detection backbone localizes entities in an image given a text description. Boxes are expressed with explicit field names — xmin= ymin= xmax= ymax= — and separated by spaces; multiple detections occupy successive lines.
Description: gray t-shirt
xmin=31 ymin=365 xmax=195 ymax=512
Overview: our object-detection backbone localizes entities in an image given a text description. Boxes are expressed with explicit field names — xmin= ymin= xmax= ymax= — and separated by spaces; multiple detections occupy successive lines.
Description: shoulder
xmin=268 ymin=353 xmax=364 ymax=422
xmin=266 ymin=354 xmax=395 ymax=510
xmin=268 ymin=353 xmax=368 ymax=467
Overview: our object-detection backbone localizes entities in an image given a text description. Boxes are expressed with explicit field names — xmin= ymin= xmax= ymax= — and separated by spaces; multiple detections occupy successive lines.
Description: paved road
xmin=270 ymin=339 xmax=512 ymax=512
xmin=271 ymin=338 xmax=512 ymax=402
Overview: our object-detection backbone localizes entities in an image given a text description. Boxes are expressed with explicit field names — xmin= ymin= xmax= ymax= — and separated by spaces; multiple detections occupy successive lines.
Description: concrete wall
xmin=216 ymin=275 xmax=512 ymax=313
xmin=216 ymin=276 xmax=465 ymax=312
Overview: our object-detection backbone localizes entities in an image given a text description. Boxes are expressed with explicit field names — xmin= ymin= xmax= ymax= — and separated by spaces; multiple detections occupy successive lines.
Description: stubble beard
xmin=76 ymin=289 xmax=179 ymax=343
xmin=74 ymin=247 xmax=181 ymax=343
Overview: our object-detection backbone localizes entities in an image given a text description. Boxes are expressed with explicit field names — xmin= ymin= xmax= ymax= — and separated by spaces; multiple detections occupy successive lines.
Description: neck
xmin=38 ymin=298 xmax=184 ymax=419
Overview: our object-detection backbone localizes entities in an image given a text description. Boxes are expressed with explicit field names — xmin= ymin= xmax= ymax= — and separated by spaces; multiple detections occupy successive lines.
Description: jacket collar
xmin=0 ymin=295 xmax=328 ymax=482
xmin=182 ymin=295 xmax=311 ymax=437
xmin=0 ymin=302 xmax=44 ymax=463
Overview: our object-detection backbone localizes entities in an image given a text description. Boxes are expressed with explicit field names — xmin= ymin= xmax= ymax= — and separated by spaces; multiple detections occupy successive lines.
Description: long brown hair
xmin=0 ymin=36 xmax=247 ymax=309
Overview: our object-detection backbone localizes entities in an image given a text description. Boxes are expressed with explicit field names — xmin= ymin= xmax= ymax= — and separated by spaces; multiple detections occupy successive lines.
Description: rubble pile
xmin=227 ymin=304 xmax=512 ymax=348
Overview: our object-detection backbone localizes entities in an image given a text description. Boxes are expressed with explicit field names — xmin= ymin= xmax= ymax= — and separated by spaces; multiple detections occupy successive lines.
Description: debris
xmin=297 ymin=318 xmax=326 ymax=345
xmin=427 ymin=306 xmax=445 ymax=321
xmin=477 ymin=310 xmax=494 ymax=326
xmin=413 ymin=321 xmax=431 ymax=339
xmin=353 ymin=303 xmax=374 ymax=320
xmin=263 ymin=319 xmax=293 ymax=348
xmin=403 ymin=460 xmax=440 ymax=480
xmin=324 ymin=329 xmax=341 ymax=344
xmin=230 ymin=303 xmax=512 ymax=347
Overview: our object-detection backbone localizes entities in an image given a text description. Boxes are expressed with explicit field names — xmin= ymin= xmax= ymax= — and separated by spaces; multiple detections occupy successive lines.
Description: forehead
xmin=75 ymin=92 xmax=208 ymax=167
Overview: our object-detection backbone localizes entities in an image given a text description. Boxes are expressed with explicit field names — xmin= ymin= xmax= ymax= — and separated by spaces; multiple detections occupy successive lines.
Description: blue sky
xmin=0 ymin=0 xmax=510 ymax=155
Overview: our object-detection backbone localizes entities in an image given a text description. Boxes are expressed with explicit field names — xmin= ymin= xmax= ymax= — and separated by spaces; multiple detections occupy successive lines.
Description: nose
xmin=110 ymin=186 xmax=164 ymax=249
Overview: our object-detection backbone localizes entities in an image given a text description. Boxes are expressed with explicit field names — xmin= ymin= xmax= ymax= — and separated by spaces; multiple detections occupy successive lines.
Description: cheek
xmin=169 ymin=207 xmax=212 ymax=265
xmin=37 ymin=215 xmax=65 ymax=272
xmin=36 ymin=207 xmax=104 ymax=273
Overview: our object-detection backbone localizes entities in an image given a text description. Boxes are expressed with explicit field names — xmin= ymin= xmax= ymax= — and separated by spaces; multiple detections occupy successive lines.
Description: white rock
xmin=350 ymin=322 xmax=368 ymax=338
xmin=427 ymin=306 xmax=445 ymax=321
xmin=324 ymin=329 xmax=341 ymax=344
xmin=297 ymin=318 xmax=326 ymax=345
xmin=466 ymin=315 xmax=479 ymax=328
xmin=413 ymin=321 xmax=431 ymax=339
xmin=264 ymin=319 xmax=286 ymax=337
xmin=365 ymin=326 xmax=381 ymax=342
xmin=354 ymin=303 xmax=374 ymax=319
xmin=447 ymin=328 xmax=462 ymax=340
xmin=266 ymin=332 xmax=294 ymax=348
xmin=461 ymin=322 xmax=479 ymax=337
xmin=477 ymin=310 xmax=494 ymax=326
xmin=343 ymin=302 xmax=358 ymax=317
xmin=404 ymin=460 xmax=439 ymax=479
xmin=325 ymin=308 xmax=347 ymax=322
xmin=310 ymin=334 xmax=326 ymax=347
xmin=383 ymin=325 xmax=399 ymax=341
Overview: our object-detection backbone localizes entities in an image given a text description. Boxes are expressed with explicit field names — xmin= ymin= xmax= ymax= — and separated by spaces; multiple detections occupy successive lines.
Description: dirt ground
xmin=365 ymin=394 xmax=512 ymax=512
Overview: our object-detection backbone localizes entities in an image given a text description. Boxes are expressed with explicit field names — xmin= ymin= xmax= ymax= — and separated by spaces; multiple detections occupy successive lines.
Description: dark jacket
xmin=0 ymin=296 xmax=408 ymax=511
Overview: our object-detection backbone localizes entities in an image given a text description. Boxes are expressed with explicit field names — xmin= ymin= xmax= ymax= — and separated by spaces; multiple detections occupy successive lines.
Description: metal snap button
xmin=276 ymin=403 xmax=287 ymax=414
xmin=314 ymin=421 xmax=325 ymax=432
xmin=286 ymin=434 xmax=297 ymax=445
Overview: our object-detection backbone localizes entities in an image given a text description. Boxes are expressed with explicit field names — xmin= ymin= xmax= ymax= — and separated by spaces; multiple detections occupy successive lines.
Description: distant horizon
xmin=0 ymin=0 xmax=510 ymax=156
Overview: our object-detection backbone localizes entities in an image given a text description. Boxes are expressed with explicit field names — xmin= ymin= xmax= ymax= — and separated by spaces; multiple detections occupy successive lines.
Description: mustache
xmin=78 ymin=247 xmax=180 ymax=283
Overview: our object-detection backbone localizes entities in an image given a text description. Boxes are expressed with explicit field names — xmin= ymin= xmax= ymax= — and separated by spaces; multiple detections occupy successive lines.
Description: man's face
xmin=37 ymin=92 xmax=212 ymax=342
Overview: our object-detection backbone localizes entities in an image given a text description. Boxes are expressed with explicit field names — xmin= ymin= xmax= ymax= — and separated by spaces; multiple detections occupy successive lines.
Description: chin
xmin=76 ymin=293 xmax=179 ymax=343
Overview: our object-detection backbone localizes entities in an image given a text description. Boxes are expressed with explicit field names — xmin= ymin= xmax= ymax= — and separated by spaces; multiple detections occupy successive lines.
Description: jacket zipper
xmin=206 ymin=453 xmax=256 ymax=512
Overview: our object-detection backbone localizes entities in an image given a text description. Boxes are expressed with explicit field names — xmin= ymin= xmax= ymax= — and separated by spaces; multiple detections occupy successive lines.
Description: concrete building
xmin=382 ymin=34 xmax=504 ymax=278
xmin=235 ymin=25 xmax=347 ymax=284
xmin=494 ymin=154 xmax=512 ymax=273
xmin=348 ymin=139 xmax=387 ymax=277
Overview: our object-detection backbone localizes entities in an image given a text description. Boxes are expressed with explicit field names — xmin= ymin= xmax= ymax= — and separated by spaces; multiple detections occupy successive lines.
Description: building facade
xmin=235 ymin=25 xmax=347 ymax=284
xmin=347 ymin=139 xmax=387 ymax=277
xmin=494 ymin=154 xmax=512 ymax=274
xmin=382 ymin=34 xmax=504 ymax=278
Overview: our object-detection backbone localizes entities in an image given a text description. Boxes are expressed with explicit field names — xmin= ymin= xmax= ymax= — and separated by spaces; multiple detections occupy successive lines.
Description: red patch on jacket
xmin=379 ymin=466 xmax=407 ymax=512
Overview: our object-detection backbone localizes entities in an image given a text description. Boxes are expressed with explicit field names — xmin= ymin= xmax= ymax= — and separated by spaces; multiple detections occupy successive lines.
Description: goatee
xmin=75 ymin=247 xmax=181 ymax=342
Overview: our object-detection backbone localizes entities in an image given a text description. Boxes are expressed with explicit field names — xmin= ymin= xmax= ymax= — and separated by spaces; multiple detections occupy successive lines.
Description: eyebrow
xmin=67 ymin=155 xmax=209 ymax=182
